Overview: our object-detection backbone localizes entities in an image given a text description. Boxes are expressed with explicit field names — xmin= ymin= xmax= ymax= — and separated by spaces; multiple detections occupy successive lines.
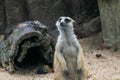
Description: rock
xmin=0 ymin=0 xmax=6 ymax=34
xmin=0 ymin=0 xmax=100 ymax=39
xmin=36 ymin=65 xmax=47 ymax=74
xmin=75 ymin=16 xmax=101 ymax=38
xmin=96 ymin=54 xmax=102 ymax=58
xmin=5 ymin=0 xmax=27 ymax=25
xmin=26 ymin=0 xmax=65 ymax=29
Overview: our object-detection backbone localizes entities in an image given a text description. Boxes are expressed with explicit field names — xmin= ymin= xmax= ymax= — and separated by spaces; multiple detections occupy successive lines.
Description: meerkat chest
xmin=62 ymin=42 xmax=78 ymax=58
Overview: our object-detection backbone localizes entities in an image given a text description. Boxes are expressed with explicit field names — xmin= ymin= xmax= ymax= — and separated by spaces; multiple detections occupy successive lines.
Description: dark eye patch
xmin=58 ymin=18 xmax=62 ymax=22
xmin=65 ymin=18 xmax=71 ymax=23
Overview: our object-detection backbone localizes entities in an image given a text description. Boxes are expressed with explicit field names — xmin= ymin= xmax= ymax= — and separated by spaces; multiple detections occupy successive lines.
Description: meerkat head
xmin=56 ymin=16 xmax=75 ymax=31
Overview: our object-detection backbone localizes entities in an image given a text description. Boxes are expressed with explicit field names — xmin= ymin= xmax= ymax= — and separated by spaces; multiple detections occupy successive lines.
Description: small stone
xmin=36 ymin=66 xmax=47 ymax=74
xmin=96 ymin=54 xmax=102 ymax=58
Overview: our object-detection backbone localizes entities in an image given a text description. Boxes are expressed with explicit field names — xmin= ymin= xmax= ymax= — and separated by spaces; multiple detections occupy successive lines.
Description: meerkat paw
xmin=63 ymin=69 xmax=69 ymax=76
xmin=63 ymin=70 xmax=73 ymax=80
xmin=61 ymin=64 xmax=68 ymax=72
xmin=77 ymin=65 xmax=82 ymax=72
xmin=77 ymin=68 xmax=82 ymax=74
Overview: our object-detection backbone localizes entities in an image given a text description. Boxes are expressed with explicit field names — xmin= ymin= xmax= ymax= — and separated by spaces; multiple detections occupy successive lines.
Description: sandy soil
xmin=0 ymin=33 xmax=120 ymax=80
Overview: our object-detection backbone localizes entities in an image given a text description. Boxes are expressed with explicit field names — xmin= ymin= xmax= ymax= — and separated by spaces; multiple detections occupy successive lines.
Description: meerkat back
xmin=54 ymin=16 xmax=89 ymax=80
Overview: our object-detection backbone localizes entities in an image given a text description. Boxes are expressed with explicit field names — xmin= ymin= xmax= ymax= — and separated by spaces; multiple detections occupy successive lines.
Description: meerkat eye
xmin=58 ymin=18 xmax=62 ymax=22
xmin=65 ymin=18 xmax=71 ymax=23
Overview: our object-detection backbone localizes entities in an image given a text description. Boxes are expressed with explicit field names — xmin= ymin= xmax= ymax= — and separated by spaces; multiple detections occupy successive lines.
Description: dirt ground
xmin=0 ymin=33 xmax=120 ymax=80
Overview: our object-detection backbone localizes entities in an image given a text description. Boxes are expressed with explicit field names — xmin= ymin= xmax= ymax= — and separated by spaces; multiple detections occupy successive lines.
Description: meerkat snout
xmin=60 ymin=22 xmax=66 ymax=27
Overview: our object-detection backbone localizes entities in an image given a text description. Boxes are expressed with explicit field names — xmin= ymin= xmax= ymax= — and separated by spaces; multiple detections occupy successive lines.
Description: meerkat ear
xmin=72 ymin=19 xmax=76 ymax=26
xmin=70 ymin=18 xmax=76 ymax=23
xmin=72 ymin=19 xmax=76 ymax=23
xmin=72 ymin=19 xmax=76 ymax=28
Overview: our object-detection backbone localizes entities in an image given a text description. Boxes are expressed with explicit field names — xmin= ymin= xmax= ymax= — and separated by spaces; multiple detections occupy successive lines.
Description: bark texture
xmin=98 ymin=0 xmax=120 ymax=49
xmin=0 ymin=0 xmax=100 ymax=39
xmin=0 ymin=21 xmax=55 ymax=73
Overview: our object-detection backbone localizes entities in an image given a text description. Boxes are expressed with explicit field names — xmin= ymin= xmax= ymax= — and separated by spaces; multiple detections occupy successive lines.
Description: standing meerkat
xmin=54 ymin=16 xmax=89 ymax=80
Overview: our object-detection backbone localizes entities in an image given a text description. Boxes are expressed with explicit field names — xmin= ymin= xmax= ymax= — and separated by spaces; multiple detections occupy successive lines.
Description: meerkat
xmin=54 ymin=16 xmax=88 ymax=80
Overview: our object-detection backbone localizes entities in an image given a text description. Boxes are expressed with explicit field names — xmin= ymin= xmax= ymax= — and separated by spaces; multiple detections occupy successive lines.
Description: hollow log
xmin=0 ymin=21 xmax=55 ymax=73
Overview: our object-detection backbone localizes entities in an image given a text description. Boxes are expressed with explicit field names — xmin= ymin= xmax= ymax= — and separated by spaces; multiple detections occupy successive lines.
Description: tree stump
xmin=98 ymin=0 xmax=120 ymax=50
xmin=0 ymin=21 xmax=55 ymax=73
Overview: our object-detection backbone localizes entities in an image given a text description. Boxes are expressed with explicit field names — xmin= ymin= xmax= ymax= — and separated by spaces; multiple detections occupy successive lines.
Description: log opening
xmin=14 ymin=36 xmax=47 ymax=71
xmin=0 ymin=21 xmax=54 ymax=73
